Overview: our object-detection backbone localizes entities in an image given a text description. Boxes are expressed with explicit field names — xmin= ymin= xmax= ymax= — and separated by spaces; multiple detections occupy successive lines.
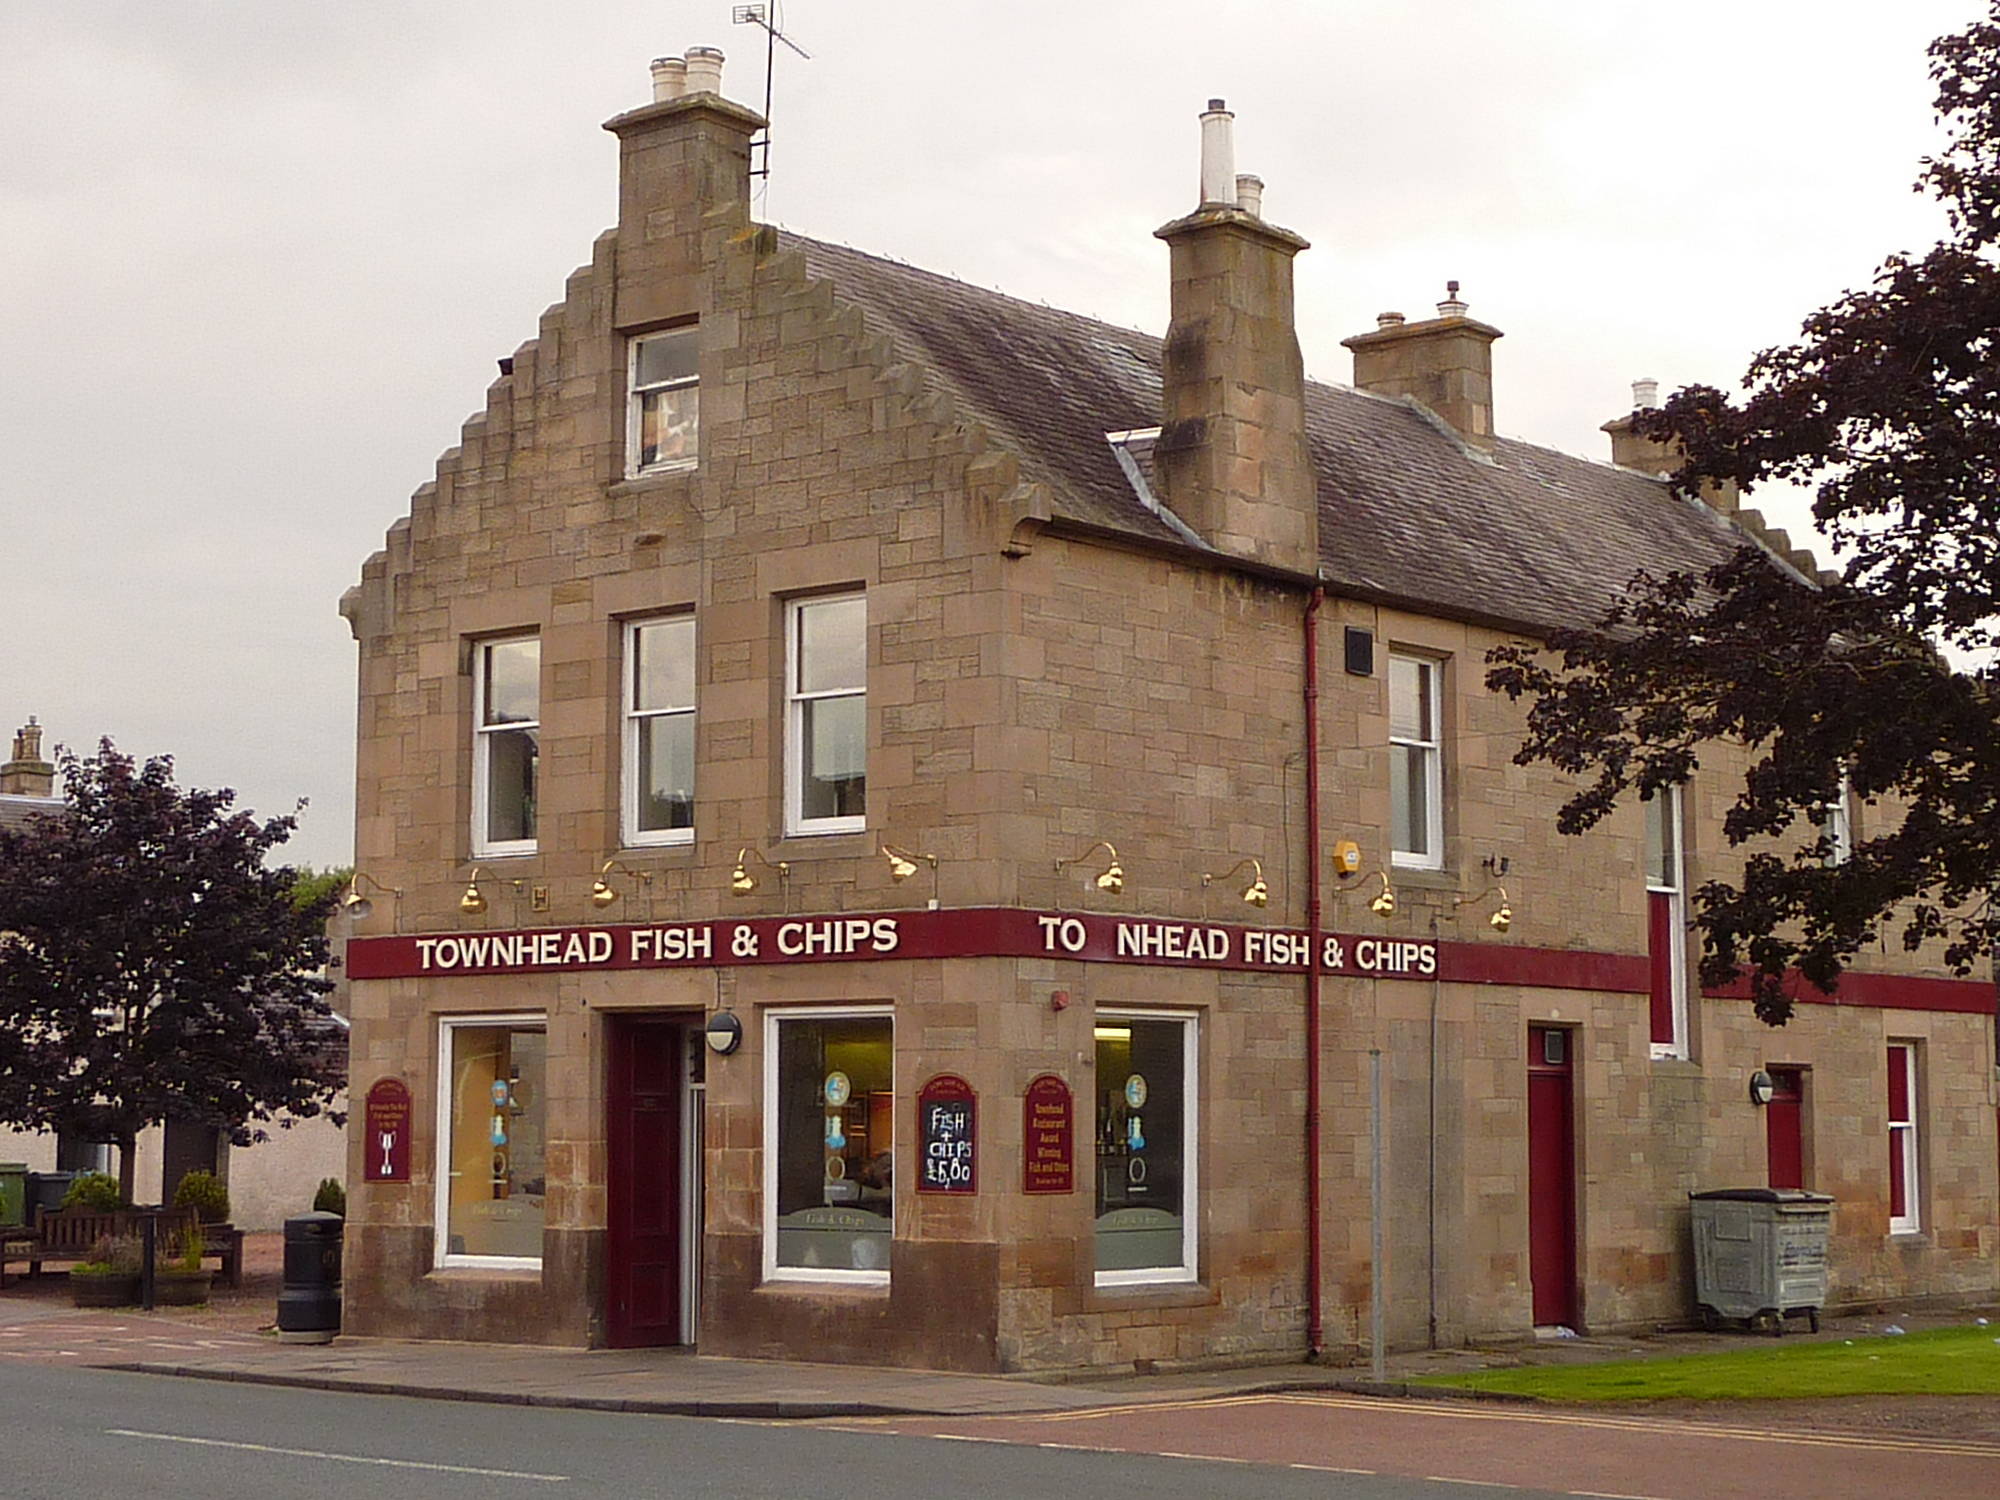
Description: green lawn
xmin=1411 ymin=1325 xmax=2000 ymax=1401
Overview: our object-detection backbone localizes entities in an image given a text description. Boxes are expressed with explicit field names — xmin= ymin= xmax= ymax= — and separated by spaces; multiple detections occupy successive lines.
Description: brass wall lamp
xmin=1454 ymin=883 xmax=1513 ymax=933
xmin=1330 ymin=840 xmax=1396 ymax=917
xmin=1202 ymin=856 xmax=1269 ymax=909
xmin=590 ymin=859 xmax=654 ymax=909
xmin=881 ymin=843 xmax=940 ymax=909
xmin=341 ymin=871 xmax=402 ymax=925
xmin=1055 ymin=840 xmax=1124 ymax=895
xmin=459 ymin=867 xmax=493 ymax=916
xmin=730 ymin=846 xmax=790 ymax=897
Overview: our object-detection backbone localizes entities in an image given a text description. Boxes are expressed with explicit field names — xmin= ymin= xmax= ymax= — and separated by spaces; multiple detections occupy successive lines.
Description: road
xmin=3 ymin=1363 xmax=1996 ymax=1499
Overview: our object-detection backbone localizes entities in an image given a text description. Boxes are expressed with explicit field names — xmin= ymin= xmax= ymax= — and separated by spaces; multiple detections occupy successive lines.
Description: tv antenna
xmin=732 ymin=3 xmax=811 ymax=184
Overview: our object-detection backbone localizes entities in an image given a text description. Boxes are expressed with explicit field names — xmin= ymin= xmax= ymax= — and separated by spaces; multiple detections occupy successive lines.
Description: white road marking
xmin=1571 ymin=1491 xmax=1667 ymax=1500
xmin=107 ymin=1430 xmax=569 ymax=1482
xmin=1290 ymin=1463 xmax=1377 ymax=1474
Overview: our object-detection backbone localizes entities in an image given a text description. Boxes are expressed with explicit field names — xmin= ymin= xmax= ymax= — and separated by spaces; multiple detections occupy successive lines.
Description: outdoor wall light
xmin=1202 ymin=856 xmax=1269 ymax=908
xmin=1453 ymin=883 xmax=1513 ymax=933
xmin=1056 ymin=840 xmax=1124 ymax=895
xmin=1749 ymin=1069 xmax=1776 ymax=1106
xmin=459 ymin=869 xmax=492 ymax=916
xmin=1330 ymin=841 xmax=1395 ymax=918
xmin=730 ymin=846 xmax=790 ymax=896
xmin=881 ymin=843 xmax=940 ymax=910
xmin=1366 ymin=871 xmax=1398 ymax=918
xmin=341 ymin=871 xmax=402 ymax=924
xmin=705 ymin=1009 xmax=743 ymax=1056
xmin=590 ymin=859 xmax=654 ymax=909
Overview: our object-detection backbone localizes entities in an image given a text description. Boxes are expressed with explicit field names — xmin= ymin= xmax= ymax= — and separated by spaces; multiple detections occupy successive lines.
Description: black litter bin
xmin=25 ymin=1171 xmax=75 ymax=1220
xmin=276 ymin=1211 xmax=343 ymax=1344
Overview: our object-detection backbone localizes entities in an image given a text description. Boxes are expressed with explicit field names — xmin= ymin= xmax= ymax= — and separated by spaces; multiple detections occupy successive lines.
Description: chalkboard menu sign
xmin=917 ymin=1074 xmax=977 ymax=1194
xmin=1022 ymin=1074 xmax=1074 ymax=1194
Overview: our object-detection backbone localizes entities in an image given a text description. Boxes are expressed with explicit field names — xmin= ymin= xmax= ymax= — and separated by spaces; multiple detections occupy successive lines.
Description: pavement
xmin=4 ymin=1231 xmax=1996 ymax=1422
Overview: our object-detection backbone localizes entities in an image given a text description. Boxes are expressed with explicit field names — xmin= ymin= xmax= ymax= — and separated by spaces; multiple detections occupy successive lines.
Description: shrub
xmin=169 ymin=1221 xmax=206 ymax=1272
xmin=75 ymin=1232 xmax=141 ymax=1275
xmin=61 ymin=1172 xmax=124 ymax=1213
xmin=172 ymin=1169 xmax=230 ymax=1223
xmin=312 ymin=1177 xmax=346 ymax=1216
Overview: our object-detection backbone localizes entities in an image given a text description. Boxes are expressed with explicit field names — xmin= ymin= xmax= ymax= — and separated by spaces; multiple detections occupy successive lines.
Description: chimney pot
xmin=649 ymin=55 xmax=687 ymax=102
xmin=1198 ymin=99 xmax=1236 ymax=207
xmin=1376 ymin=311 xmax=1406 ymax=329
xmin=1235 ymin=173 xmax=1264 ymax=218
xmin=1632 ymin=377 xmax=1660 ymax=410
xmin=683 ymin=46 xmax=725 ymax=97
xmin=1437 ymin=280 xmax=1469 ymax=319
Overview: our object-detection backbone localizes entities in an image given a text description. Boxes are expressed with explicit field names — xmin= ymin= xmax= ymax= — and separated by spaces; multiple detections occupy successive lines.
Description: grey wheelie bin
xmin=1690 ymin=1187 xmax=1833 ymax=1334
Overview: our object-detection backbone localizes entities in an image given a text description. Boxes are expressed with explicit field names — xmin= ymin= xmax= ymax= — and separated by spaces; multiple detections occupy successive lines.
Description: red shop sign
xmin=363 ymin=1077 xmax=413 ymax=1183
xmin=917 ymin=1074 xmax=976 ymax=1195
xmin=1022 ymin=1074 xmax=1074 ymax=1195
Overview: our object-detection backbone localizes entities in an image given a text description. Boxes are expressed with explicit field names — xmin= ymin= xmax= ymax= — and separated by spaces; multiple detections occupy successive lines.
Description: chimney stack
xmin=1342 ymin=282 xmax=1503 ymax=443
xmin=1153 ymin=101 xmax=1317 ymax=575
xmin=603 ymin=49 xmax=766 ymax=327
xmin=1600 ymin=378 xmax=1740 ymax=512
xmin=1 ymin=718 xmax=55 ymax=799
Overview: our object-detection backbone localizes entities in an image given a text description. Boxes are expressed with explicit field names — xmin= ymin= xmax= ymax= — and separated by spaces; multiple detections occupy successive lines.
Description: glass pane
xmin=635 ymin=712 xmax=694 ymax=833
xmin=640 ymin=385 xmax=699 ymax=468
xmin=483 ymin=639 xmax=539 ymax=726
xmin=801 ymin=694 xmax=865 ymax=820
xmin=445 ymin=1026 xmax=546 ymax=1259
xmin=1093 ymin=1018 xmax=1187 ymax=1273
xmin=633 ymin=618 xmax=695 ymax=712
xmin=485 ymin=726 xmax=538 ymax=844
xmin=634 ymin=328 xmax=698 ymax=387
xmin=1645 ymin=791 xmax=1677 ymax=888
xmin=774 ymin=1016 xmax=893 ymax=1272
xmin=1392 ymin=744 xmax=1430 ymax=857
xmin=1389 ymin=656 xmax=1431 ymax=742
xmin=797 ymin=596 xmax=866 ymax=694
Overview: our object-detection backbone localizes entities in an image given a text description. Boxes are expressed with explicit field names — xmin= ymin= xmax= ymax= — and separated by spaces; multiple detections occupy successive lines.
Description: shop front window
xmin=764 ymin=1008 xmax=893 ymax=1283
xmin=436 ymin=1016 xmax=547 ymax=1268
xmin=1094 ymin=1011 xmax=1198 ymax=1286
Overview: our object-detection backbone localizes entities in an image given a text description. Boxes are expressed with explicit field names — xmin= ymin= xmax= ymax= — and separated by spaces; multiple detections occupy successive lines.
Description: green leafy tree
xmin=0 ymin=741 xmax=345 ymax=1199
xmin=1488 ymin=6 xmax=2000 ymax=1025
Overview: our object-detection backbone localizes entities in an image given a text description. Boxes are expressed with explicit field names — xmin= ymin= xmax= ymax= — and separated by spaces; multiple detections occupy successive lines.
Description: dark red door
xmin=1527 ymin=1026 xmax=1578 ymax=1328
xmin=1766 ymin=1068 xmax=1805 ymax=1190
xmin=607 ymin=1017 xmax=683 ymax=1348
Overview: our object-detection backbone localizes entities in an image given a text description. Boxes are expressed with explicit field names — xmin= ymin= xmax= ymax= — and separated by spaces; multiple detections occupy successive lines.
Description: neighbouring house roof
xmin=0 ymin=794 xmax=59 ymax=836
xmin=786 ymin=233 xmax=1751 ymax=636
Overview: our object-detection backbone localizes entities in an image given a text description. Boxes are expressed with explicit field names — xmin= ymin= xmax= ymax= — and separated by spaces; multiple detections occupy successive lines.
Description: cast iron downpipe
xmin=1303 ymin=585 xmax=1326 ymax=1360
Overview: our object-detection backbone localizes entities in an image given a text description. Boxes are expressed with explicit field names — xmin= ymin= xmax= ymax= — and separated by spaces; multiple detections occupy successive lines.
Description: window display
xmin=439 ymin=1018 xmax=547 ymax=1266
xmin=766 ymin=1009 xmax=893 ymax=1280
xmin=1094 ymin=1012 xmax=1197 ymax=1284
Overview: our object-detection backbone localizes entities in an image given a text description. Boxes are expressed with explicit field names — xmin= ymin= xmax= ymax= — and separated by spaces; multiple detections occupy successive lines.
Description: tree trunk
xmin=115 ymin=1137 xmax=138 ymax=1204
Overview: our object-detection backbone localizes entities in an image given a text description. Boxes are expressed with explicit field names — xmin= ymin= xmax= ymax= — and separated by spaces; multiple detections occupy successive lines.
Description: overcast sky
xmin=1 ymin=0 xmax=1980 ymax=869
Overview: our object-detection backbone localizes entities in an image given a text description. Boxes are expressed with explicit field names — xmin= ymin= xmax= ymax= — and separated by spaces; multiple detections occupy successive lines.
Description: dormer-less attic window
xmin=628 ymin=326 xmax=699 ymax=476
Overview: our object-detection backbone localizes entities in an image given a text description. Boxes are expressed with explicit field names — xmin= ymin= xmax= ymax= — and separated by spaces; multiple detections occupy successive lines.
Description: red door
xmin=1527 ymin=1026 xmax=1578 ymax=1328
xmin=1766 ymin=1068 xmax=1805 ymax=1190
xmin=607 ymin=1017 xmax=683 ymax=1348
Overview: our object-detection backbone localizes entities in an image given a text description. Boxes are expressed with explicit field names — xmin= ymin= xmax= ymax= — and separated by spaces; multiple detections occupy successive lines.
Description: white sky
xmin=0 ymin=0 xmax=1979 ymax=869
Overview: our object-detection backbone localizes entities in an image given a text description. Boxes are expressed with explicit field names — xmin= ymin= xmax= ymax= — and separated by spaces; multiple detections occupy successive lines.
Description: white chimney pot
xmin=1633 ymin=377 xmax=1661 ymax=410
xmin=1235 ymin=173 xmax=1264 ymax=218
xmin=1199 ymin=99 xmax=1236 ymax=208
xmin=684 ymin=46 xmax=725 ymax=97
xmin=650 ymin=56 xmax=687 ymax=102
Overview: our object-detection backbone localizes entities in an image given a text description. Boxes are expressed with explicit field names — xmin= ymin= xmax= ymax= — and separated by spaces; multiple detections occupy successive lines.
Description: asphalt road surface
xmin=0 ymin=1363 xmax=1546 ymax=1500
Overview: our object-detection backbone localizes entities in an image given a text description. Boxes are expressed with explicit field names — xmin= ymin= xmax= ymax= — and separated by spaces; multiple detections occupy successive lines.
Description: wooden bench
xmin=1 ymin=1207 xmax=243 ymax=1289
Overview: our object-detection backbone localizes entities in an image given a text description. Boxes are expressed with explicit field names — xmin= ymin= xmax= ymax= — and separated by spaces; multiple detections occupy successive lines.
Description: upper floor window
xmin=628 ymin=327 xmax=698 ymax=476
xmin=1645 ymin=784 xmax=1688 ymax=1058
xmin=624 ymin=616 xmax=696 ymax=846
xmin=786 ymin=593 xmax=866 ymax=836
xmin=1389 ymin=654 xmax=1443 ymax=869
xmin=1820 ymin=776 xmax=1854 ymax=866
xmin=1887 ymin=1042 xmax=1920 ymax=1234
xmin=474 ymin=636 xmax=539 ymax=856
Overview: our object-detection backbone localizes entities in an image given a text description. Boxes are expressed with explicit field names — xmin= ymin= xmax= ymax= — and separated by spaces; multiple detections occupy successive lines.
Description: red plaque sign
xmin=1023 ymin=1074 xmax=1074 ymax=1195
xmin=917 ymin=1074 xmax=977 ymax=1194
xmin=363 ymin=1077 xmax=413 ymax=1183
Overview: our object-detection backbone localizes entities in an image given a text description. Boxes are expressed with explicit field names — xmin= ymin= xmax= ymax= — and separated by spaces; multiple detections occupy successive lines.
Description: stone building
xmin=338 ymin=54 xmax=1999 ymax=1370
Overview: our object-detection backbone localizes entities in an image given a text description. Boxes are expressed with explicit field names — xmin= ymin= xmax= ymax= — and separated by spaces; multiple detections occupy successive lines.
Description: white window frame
xmin=1821 ymin=775 xmax=1854 ymax=866
xmin=785 ymin=592 xmax=867 ymax=837
xmin=1389 ymin=653 xmax=1444 ymax=870
xmin=472 ymin=635 xmax=539 ymax=859
xmin=622 ymin=615 xmax=697 ymax=848
xmin=1888 ymin=1042 xmax=1920 ymax=1235
xmin=434 ymin=1012 xmax=548 ymax=1272
xmin=1647 ymin=784 xmax=1690 ymax=1060
xmin=1093 ymin=1007 xmax=1200 ymax=1289
xmin=762 ymin=1004 xmax=895 ymax=1288
xmin=626 ymin=326 xmax=699 ymax=478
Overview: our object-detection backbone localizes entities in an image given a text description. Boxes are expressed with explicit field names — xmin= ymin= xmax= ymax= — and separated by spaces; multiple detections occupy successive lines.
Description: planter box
xmin=154 ymin=1268 xmax=214 ymax=1307
xmin=70 ymin=1271 xmax=138 ymax=1308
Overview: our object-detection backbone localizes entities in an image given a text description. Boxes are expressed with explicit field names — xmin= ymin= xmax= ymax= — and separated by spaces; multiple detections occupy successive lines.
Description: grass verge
xmin=1411 ymin=1325 xmax=2000 ymax=1401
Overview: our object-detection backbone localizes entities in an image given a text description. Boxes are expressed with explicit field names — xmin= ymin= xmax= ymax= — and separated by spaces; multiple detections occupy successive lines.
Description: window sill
xmin=756 ymin=1273 xmax=891 ymax=1296
xmin=1085 ymin=1279 xmax=1216 ymax=1312
xmin=1889 ymin=1230 xmax=1928 ymax=1245
xmin=610 ymin=466 xmax=698 ymax=499
xmin=471 ymin=847 xmax=539 ymax=862
xmin=428 ymin=1262 xmax=542 ymax=1280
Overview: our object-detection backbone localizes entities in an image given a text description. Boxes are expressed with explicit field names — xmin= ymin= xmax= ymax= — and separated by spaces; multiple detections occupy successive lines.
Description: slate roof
xmin=0 ymin=794 xmax=59 ymax=836
xmin=787 ymin=233 xmax=1753 ymax=636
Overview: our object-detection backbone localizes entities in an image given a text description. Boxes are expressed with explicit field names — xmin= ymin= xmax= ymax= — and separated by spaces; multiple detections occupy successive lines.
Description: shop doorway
xmin=607 ymin=1015 xmax=701 ymax=1348
xmin=1526 ymin=1025 xmax=1578 ymax=1329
